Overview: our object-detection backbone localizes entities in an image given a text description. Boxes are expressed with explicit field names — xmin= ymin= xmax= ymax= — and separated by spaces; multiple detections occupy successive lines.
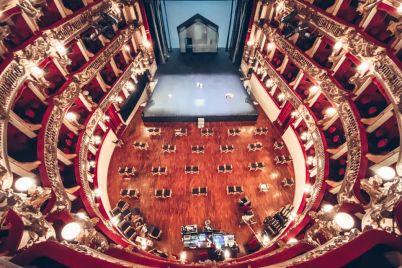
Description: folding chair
xmin=192 ymin=188 xmax=199 ymax=195
xmin=193 ymin=166 xmax=199 ymax=174
xmin=227 ymin=186 xmax=235 ymax=195
xmin=185 ymin=166 xmax=192 ymax=174
xmin=124 ymin=227 xmax=137 ymax=241
xmin=199 ymin=187 xmax=208 ymax=196
xmin=120 ymin=189 xmax=129 ymax=196
xmin=163 ymin=189 xmax=172 ymax=198
xmin=118 ymin=220 xmax=131 ymax=232
xmin=235 ymin=186 xmax=244 ymax=193
xmin=155 ymin=189 xmax=163 ymax=198
xmin=217 ymin=165 xmax=225 ymax=173
xmin=121 ymin=208 xmax=131 ymax=220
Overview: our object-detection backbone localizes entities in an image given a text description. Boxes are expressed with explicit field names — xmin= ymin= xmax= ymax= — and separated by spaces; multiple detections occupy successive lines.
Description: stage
xmin=142 ymin=49 xmax=258 ymax=122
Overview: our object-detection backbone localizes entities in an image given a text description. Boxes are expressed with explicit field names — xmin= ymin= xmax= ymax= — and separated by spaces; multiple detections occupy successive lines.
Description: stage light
xmin=287 ymin=238 xmax=298 ymax=245
xmin=30 ymin=65 xmax=44 ymax=78
xmin=333 ymin=41 xmax=343 ymax=51
xmin=194 ymin=99 xmax=205 ymax=107
xmin=309 ymin=85 xmax=319 ymax=94
xmin=322 ymin=204 xmax=334 ymax=213
xmin=325 ymin=107 xmax=337 ymax=117
xmin=334 ymin=212 xmax=354 ymax=230
xmin=267 ymin=42 xmax=275 ymax=51
xmin=224 ymin=249 xmax=231 ymax=259
xmin=15 ymin=176 xmax=36 ymax=192
xmin=376 ymin=166 xmax=396 ymax=182
xmin=61 ymin=222 xmax=82 ymax=241
xmin=357 ymin=62 xmax=370 ymax=74
xmin=398 ymin=3 xmax=402 ymax=14
xmin=65 ymin=112 xmax=77 ymax=122
xmin=179 ymin=251 xmax=187 ymax=263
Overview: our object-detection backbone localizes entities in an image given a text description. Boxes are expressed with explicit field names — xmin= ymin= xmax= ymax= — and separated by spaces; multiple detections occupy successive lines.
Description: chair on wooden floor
xmin=155 ymin=189 xmax=163 ymax=198
xmin=199 ymin=187 xmax=208 ymax=196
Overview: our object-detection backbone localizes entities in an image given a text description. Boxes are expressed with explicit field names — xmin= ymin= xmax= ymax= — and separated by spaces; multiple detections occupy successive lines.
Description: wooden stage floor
xmin=107 ymin=106 xmax=294 ymax=260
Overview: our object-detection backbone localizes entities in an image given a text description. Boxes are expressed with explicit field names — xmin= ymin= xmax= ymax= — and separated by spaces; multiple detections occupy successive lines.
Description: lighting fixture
xmin=300 ymin=131 xmax=309 ymax=141
xmin=262 ymin=234 xmax=270 ymax=246
xmin=94 ymin=135 xmax=102 ymax=145
xmin=247 ymin=39 xmax=254 ymax=47
xmin=30 ymin=65 xmax=44 ymax=78
xmin=276 ymin=2 xmax=286 ymax=13
xmin=179 ymin=251 xmax=187 ymax=263
xmin=309 ymin=85 xmax=319 ymax=95
xmin=94 ymin=188 xmax=101 ymax=197
xmin=398 ymin=3 xmax=402 ymax=15
xmin=76 ymin=212 xmax=87 ymax=220
xmin=115 ymin=96 xmax=124 ymax=104
xmin=334 ymin=212 xmax=354 ymax=230
xmin=325 ymin=107 xmax=337 ymax=117
xmin=322 ymin=204 xmax=334 ymax=213
xmin=357 ymin=62 xmax=370 ymax=74
xmin=266 ymin=78 xmax=275 ymax=88
xmin=376 ymin=166 xmax=396 ymax=182
xmin=61 ymin=222 xmax=82 ymax=241
xmin=224 ymin=249 xmax=231 ymax=259
xmin=14 ymin=176 xmax=36 ymax=192
xmin=110 ymin=216 xmax=119 ymax=225
xmin=306 ymin=156 xmax=315 ymax=166
xmin=287 ymin=238 xmax=298 ymax=245
xmin=65 ymin=112 xmax=77 ymax=121
xmin=126 ymin=81 xmax=135 ymax=92
xmin=54 ymin=42 xmax=67 ymax=56
xmin=124 ymin=45 xmax=131 ymax=53
xmin=266 ymin=42 xmax=275 ymax=51
xmin=291 ymin=110 xmax=299 ymax=118
xmin=333 ymin=41 xmax=343 ymax=51
xmin=277 ymin=93 xmax=285 ymax=101
xmin=304 ymin=184 xmax=312 ymax=193
xmin=143 ymin=39 xmax=151 ymax=49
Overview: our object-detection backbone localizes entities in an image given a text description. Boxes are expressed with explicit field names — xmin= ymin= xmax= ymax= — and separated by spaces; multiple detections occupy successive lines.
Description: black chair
xmin=110 ymin=207 xmax=121 ymax=217
xmin=199 ymin=187 xmax=207 ymax=195
xmin=155 ymin=190 xmax=163 ymax=198
xmin=192 ymin=188 xmax=199 ymax=195
xmin=118 ymin=220 xmax=131 ymax=232
xmin=124 ymin=227 xmax=137 ymax=240
xmin=116 ymin=200 xmax=128 ymax=210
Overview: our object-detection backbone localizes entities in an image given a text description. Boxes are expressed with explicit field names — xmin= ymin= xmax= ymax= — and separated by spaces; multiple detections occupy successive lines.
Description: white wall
xmin=249 ymin=74 xmax=280 ymax=122
xmin=97 ymin=130 xmax=117 ymax=214
xmin=179 ymin=22 xmax=218 ymax=53
xmin=282 ymin=127 xmax=307 ymax=210
xmin=164 ymin=1 xmax=233 ymax=48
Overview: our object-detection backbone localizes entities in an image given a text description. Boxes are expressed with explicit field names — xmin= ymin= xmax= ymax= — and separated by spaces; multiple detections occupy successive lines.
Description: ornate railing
xmin=40 ymin=29 xmax=135 ymax=212
xmin=261 ymin=26 xmax=367 ymax=204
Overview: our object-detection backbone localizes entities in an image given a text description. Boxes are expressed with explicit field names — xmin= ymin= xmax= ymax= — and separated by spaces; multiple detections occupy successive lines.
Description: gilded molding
xmin=285 ymin=0 xmax=402 ymax=107
xmin=261 ymin=28 xmax=363 ymax=204
xmin=42 ymin=30 xmax=134 ymax=213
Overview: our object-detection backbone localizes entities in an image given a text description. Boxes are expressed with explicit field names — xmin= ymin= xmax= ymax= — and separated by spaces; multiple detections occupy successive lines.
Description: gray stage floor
xmin=142 ymin=49 xmax=258 ymax=122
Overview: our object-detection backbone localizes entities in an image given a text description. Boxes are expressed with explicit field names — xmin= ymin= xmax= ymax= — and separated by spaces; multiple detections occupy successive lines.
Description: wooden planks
xmin=107 ymin=107 xmax=294 ymax=260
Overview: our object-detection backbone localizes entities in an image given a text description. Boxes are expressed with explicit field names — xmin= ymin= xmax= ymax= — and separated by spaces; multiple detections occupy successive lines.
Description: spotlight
xmin=300 ymin=131 xmax=309 ymax=141
xmin=262 ymin=234 xmax=270 ymax=246
xmin=287 ymin=238 xmax=298 ymax=245
xmin=334 ymin=212 xmax=354 ymax=230
xmin=115 ymin=96 xmax=124 ymax=104
xmin=15 ymin=176 xmax=36 ymax=192
xmin=93 ymin=188 xmax=101 ymax=197
xmin=277 ymin=93 xmax=285 ymax=101
xmin=306 ymin=156 xmax=315 ymax=166
xmin=76 ymin=212 xmax=87 ymax=220
xmin=376 ymin=166 xmax=396 ymax=182
xmin=93 ymin=135 xmax=102 ymax=145
xmin=61 ymin=222 xmax=82 ymax=241
xmin=304 ymin=184 xmax=312 ymax=193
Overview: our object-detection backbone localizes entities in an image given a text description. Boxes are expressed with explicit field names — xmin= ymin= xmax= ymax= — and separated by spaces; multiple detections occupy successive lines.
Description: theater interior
xmin=0 ymin=0 xmax=401 ymax=267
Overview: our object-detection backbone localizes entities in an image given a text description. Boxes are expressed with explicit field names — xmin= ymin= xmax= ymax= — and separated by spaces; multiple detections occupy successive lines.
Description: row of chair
xmin=217 ymin=164 xmax=233 ymax=173
xmin=248 ymin=162 xmax=265 ymax=171
xmin=120 ymin=189 xmax=139 ymax=198
xmin=274 ymin=155 xmax=292 ymax=164
xmin=118 ymin=166 xmax=137 ymax=177
xmin=155 ymin=189 xmax=172 ymax=198
xmin=227 ymin=186 xmax=244 ymax=195
xmin=247 ymin=142 xmax=263 ymax=151
xmin=191 ymin=187 xmax=208 ymax=196
xmin=151 ymin=166 xmax=168 ymax=176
